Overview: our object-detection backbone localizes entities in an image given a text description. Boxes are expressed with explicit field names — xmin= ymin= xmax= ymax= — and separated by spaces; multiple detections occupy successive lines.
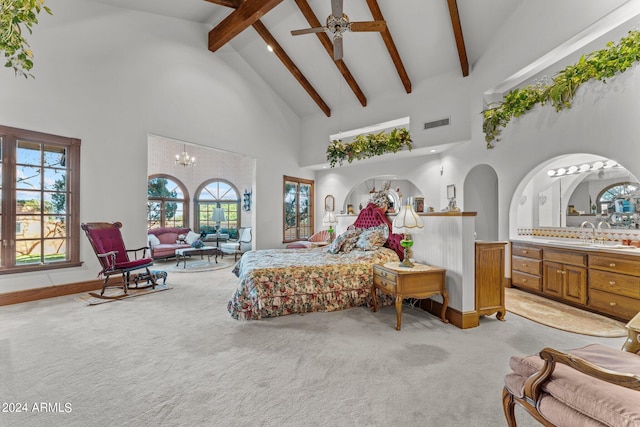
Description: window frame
xmin=0 ymin=125 xmax=81 ymax=274
xmin=194 ymin=179 xmax=241 ymax=238
xmin=147 ymin=174 xmax=189 ymax=229
xmin=283 ymin=175 xmax=314 ymax=243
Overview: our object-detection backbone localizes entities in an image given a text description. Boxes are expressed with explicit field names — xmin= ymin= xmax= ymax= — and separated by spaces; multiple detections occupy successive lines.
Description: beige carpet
xmin=505 ymin=287 xmax=627 ymax=337
xmin=153 ymin=256 xmax=235 ymax=273
xmin=77 ymin=283 xmax=172 ymax=305
xmin=0 ymin=269 xmax=627 ymax=427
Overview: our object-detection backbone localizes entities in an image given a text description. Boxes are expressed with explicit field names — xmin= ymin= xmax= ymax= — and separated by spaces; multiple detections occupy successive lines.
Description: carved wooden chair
xmin=82 ymin=222 xmax=157 ymax=299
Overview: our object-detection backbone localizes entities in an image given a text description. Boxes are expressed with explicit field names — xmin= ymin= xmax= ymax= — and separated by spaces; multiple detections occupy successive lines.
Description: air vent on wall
xmin=424 ymin=117 xmax=450 ymax=130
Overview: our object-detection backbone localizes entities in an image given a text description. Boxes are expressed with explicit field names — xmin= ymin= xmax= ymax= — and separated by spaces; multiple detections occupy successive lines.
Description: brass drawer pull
xmin=522 ymin=250 xmax=528 ymax=254
xmin=609 ymin=263 xmax=616 ymax=267
xmin=561 ymin=271 xmax=566 ymax=275
xmin=609 ymin=281 xmax=616 ymax=285
xmin=522 ymin=263 xmax=528 ymax=268
xmin=610 ymin=302 xmax=617 ymax=307
xmin=556 ymin=270 xmax=562 ymax=274
xmin=522 ymin=278 xmax=527 ymax=282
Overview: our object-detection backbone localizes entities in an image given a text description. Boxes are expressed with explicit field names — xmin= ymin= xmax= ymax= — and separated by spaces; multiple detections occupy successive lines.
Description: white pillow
xmin=148 ymin=234 xmax=160 ymax=247
xmin=185 ymin=231 xmax=200 ymax=244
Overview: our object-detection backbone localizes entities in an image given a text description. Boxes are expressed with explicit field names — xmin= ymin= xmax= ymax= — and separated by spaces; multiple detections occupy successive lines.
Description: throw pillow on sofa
xmin=185 ymin=231 xmax=200 ymax=244
xmin=148 ymin=234 xmax=161 ymax=247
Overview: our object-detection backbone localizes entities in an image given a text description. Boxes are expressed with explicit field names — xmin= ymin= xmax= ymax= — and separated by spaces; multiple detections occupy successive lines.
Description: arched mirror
xmin=516 ymin=154 xmax=640 ymax=230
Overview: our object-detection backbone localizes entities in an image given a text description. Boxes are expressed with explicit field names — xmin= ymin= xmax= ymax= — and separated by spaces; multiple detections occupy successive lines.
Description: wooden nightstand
xmin=371 ymin=262 xmax=449 ymax=331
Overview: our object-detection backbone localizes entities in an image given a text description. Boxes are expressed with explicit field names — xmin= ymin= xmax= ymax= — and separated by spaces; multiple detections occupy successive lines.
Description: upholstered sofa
xmin=503 ymin=314 xmax=640 ymax=426
xmin=147 ymin=227 xmax=193 ymax=260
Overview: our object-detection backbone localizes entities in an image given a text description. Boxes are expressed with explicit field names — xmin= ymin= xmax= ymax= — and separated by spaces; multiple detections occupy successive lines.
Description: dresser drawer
xmin=512 ymin=244 xmax=542 ymax=260
xmin=373 ymin=274 xmax=396 ymax=293
xmin=374 ymin=265 xmax=396 ymax=281
xmin=512 ymin=256 xmax=541 ymax=275
xmin=588 ymin=289 xmax=639 ymax=321
xmin=589 ymin=270 xmax=640 ymax=299
xmin=589 ymin=255 xmax=640 ymax=276
xmin=543 ymin=249 xmax=587 ymax=267
xmin=512 ymin=271 xmax=541 ymax=291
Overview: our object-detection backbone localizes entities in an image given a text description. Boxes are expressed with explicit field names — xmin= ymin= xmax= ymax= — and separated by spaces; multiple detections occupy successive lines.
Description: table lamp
xmin=391 ymin=198 xmax=424 ymax=268
xmin=322 ymin=211 xmax=338 ymax=241
xmin=211 ymin=207 xmax=226 ymax=234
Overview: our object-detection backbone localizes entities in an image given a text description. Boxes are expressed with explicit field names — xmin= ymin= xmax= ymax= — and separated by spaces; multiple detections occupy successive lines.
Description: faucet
xmin=580 ymin=221 xmax=596 ymax=243
xmin=596 ymin=221 xmax=611 ymax=244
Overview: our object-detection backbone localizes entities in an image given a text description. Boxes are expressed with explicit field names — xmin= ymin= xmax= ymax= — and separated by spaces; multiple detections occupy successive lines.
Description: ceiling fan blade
xmin=349 ymin=21 xmax=386 ymax=32
xmin=331 ymin=0 xmax=343 ymax=18
xmin=333 ymin=37 xmax=343 ymax=61
xmin=291 ymin=27 xmax=326 ymax=36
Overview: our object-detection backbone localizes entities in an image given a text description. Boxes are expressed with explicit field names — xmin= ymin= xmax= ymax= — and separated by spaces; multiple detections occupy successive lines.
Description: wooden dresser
xmin=511 ymin=241 xmax=640 ymax=321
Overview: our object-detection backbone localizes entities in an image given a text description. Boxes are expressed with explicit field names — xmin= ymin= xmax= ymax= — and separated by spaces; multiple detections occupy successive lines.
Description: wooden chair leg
xmin=502 ymin=387 xmax=518 ymax=427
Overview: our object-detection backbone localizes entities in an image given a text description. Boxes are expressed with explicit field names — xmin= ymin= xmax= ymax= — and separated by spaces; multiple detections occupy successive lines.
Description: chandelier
xmin=175 ymin=144 xmax=196 ymax=167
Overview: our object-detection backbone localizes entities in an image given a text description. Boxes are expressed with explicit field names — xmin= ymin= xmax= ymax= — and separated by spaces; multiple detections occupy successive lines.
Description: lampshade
xmin=322 ymin=211 xmax=337 ymax=226
xmin=392 ymin=202 xmax=424 ymax=236
xmin=211 ymin=207 xmax=226 ymax=223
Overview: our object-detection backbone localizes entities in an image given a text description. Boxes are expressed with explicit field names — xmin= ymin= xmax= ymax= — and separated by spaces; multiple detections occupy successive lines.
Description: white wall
xmin=310 ymin=1 xmax=640 ymax=253
xmin=0 ymin=0 xmax=308 ymax=292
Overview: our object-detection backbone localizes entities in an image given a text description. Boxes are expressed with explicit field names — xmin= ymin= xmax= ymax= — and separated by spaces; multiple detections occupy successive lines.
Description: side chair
xmin=82 ymin=222 xmax=157 ymax=299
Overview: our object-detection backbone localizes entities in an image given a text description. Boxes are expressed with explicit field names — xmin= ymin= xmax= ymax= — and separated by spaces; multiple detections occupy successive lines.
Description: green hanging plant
xmin=483 ymin=30 xmax=640 ymax=148
xmin=326 ymin=127 xmax=412 ymax=168
xmin=0 ymin=0 xmax=52 ymax=78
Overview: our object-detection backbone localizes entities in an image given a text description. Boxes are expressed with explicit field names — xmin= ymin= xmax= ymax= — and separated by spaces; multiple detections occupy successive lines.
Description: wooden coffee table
xmin=175 ymin=246 xmax=222 ymax=269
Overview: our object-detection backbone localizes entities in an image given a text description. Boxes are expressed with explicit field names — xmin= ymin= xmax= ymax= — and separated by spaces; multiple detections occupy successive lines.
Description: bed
xmin=228 ymin=203 xmax=404 ymax=320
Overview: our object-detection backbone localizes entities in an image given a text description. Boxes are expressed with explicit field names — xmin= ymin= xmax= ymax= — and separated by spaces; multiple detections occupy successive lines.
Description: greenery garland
xmin=326 ymin=127 xmax=412 ymax=168
xmin=483 ymin=30 xmax=640 ymax=148
xmin=0 ymin=0 xmax=51 ymax=78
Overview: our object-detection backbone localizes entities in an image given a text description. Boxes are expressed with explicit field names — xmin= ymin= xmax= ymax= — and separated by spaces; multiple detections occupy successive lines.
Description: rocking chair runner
xmin=82 ymin=222 xmax=157 ymax=299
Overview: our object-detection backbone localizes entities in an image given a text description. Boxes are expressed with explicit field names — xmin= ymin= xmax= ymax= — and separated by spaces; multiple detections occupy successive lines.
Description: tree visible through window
xmin=0 ymin=125 xmax=81 ymax=273
xmin=283 ymin=176 xmax=314 ymax=242
xmin=147 ymin=175 xmax=188 ymax=229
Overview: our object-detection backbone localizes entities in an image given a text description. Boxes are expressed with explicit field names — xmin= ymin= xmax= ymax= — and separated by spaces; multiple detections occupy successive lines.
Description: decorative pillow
xmin=327 ymin=229 xmax=361 ymax=254
xmin=356 ymin=228 xmax=388 ymax=251
xmin=185 ymin=230 xmax=200 ymax=244
xmin=147 ymin=234 xmax=161 ymax=247
xmin=339 ymin=229 xmax=363 ymax=253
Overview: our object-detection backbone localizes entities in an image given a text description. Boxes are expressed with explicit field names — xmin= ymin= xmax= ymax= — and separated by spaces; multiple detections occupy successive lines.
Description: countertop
xmin=511 ymin=237 xmax=640 ymax=257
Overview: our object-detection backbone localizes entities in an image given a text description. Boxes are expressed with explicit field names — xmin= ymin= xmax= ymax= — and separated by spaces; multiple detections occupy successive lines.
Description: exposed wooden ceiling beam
xmin=207 ymin=0 xmax=331 ymax=117
xmin=208 ymin=0 xmax=283 ymax=52
xmin=204 ymin=0 xmax=243 ymax=8
xmin=446 ymin=0 xmax=469 ymax=77
xmin=365 ymin=0 xmax=411 ymax=93
xmin=252 ymin=21 xmax=331 ymax=117
xmin=293 ymin=0 xmax=367 ymax=107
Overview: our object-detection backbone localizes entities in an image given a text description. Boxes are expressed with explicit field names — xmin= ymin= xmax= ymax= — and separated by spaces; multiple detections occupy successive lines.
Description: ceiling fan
xmin=291 ymin=0 xmax=386 ymax=61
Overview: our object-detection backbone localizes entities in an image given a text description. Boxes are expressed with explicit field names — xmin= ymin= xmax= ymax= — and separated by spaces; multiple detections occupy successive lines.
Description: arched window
xmin=195 ymin=179 xmax=240 ymax=238
xmin=597 ymin=182 xmax=638 ymax=214
xmin=147 ymin=175 xmax=188 ymax=229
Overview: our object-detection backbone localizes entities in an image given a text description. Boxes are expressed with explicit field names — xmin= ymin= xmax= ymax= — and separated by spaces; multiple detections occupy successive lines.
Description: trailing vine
xmin=0 ymin=0 xmax=52 ymax=78
xmin=326 ymin=127 xmax=412 ymax=168
xmin=483 ymin=30 xmax=640 ymax=148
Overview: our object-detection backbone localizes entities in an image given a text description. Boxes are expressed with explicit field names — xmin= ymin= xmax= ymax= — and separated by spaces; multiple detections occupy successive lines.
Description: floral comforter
xmin=228 ymin=247 xmax=399 ymax=320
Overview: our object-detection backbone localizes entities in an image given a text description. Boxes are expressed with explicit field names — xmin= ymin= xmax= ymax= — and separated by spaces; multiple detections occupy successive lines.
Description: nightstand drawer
xmin=374 ymin=266 xmax=396 ymax=281
xmin=373 ymin=274 xmax=396 ymax=293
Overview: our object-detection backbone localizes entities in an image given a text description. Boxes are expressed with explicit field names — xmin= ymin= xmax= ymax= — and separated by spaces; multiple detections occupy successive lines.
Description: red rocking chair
xmin=82 ymin=222 xmax=157 ymax=299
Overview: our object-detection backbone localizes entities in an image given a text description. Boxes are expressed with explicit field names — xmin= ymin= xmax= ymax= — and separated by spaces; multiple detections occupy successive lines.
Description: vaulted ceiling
xmin=91 ymin=0 xmax=525 ymax=117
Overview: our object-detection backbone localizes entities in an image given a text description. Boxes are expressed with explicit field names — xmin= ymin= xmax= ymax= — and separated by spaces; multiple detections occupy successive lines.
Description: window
xmin=147 ymin=175 xmax=188 ymax=229
xmin=0 ymin=125 xmax=81 ymax=273
xmin=283 ymin=176 xmax=314 ymax=242
xmin=597 ymin=182 xmax=639 ymax=214
xmin=195 ymin=179 xmax=240 ymax=238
